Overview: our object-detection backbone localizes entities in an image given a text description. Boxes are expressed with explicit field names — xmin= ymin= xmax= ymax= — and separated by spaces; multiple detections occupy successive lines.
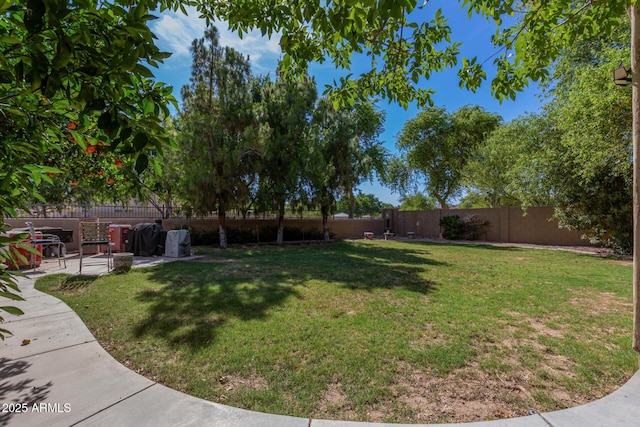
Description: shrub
xmin=189 ymin=226 xmax=329 ymax=245
xmin=440 ymin=215 xmax=464 ymax=240
xmin=440 ymin=214 xmax=489 ymax=240
xmin=463 ymin=214 xmax=489 ymax=240
xmin=188 ymin=227 xmax=219 ymax=246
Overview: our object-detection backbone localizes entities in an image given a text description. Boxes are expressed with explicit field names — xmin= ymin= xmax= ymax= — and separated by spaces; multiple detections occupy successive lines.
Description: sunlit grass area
xmin=36 ymin=240 xmax=636 ymax=423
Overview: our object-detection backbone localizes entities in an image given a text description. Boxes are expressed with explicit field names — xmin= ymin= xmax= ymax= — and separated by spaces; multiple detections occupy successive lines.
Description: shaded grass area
xmin=36 ymin=240 xmax=636 ymax=423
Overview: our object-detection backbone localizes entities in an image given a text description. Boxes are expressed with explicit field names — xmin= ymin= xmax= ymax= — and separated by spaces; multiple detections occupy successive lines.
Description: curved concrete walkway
xmin=1 ymin=255 xmax=640 ymax=427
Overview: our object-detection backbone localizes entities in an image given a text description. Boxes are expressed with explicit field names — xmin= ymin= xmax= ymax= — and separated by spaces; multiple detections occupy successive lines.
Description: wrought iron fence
xmin=14 ymin=204 xmax=182 ymax=219
xmin=11 ymin=204 xmax=382 ymax=220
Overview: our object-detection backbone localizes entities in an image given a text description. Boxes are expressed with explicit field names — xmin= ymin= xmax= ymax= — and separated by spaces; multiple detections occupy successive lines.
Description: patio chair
xmin=79 ymin=221 xmax=112 ymax=274
xmin=25 ymin=221 xmax=66 ymax=271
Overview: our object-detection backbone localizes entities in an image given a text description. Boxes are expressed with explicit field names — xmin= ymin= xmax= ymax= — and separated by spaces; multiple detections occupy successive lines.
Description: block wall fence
xmin=5 ymin=206 xmax=588 ymax=252
xmin=381 ymin=206 xmax=586 ymax=246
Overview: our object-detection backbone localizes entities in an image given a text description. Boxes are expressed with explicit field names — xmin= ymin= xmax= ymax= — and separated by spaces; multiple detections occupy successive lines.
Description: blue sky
xmin=150 ymin=2 xmax=543 ymax=206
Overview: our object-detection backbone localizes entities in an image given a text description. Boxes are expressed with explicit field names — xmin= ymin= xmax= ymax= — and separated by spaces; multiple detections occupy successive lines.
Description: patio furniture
xmin=79 ymin=221 xmax=112 ymax=274
xmin=25 ymin=221 xmax=66 ymax=271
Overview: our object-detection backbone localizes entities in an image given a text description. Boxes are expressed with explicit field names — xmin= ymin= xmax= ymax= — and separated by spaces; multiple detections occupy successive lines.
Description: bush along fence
xmin=188 ymin=225 xmax=332 ymax=246
xmin=439 ymin=214 xmax=490 ymax=240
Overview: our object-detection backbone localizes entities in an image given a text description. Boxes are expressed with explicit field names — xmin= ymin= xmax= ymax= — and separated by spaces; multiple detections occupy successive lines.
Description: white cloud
xmin=152 ymin=12 xmax=205 ymax=58
xmin=151 ymin=6 xmax=281 ymax=74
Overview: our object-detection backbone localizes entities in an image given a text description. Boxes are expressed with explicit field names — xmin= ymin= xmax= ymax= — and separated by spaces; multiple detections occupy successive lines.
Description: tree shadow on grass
xmin=133 ymin=241 xmax=447 ymax=350
xmin=300 ymin=241 xmax=448 ymax=294
xmin=35 ymin=273 xmax=100 ymax=292
xmin=54 ymin=275 xmax=100 ymax=291
xmin=413 ymin=241 xmax=525 ymax=252
xmin=134 ymin=262 xmax=303 ymax=350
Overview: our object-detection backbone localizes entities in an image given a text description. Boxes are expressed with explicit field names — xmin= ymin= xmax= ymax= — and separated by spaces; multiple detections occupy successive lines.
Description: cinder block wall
xmin=5 ymin=206 xmax=588 ymax=251
xmin=162 ymin=217 xmax=385 ymax=240
xmin=5 ymin=216 xmax=385 ymax=251
xmin=381 ymin=206 xmax=586 ymax=246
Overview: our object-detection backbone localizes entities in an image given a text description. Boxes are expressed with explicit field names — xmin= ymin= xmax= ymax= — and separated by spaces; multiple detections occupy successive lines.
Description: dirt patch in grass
xmin=388 ymin=357 xmax=588 ymax=424
xmin=569 ymin=290 xmax=633 ymax=315
xmin=316 ymin=381 xmax=349 ymax=413
xmin=529 ymin=319 xmax=565 ymax=339
xmin=611 ymin=260 xmax=633 ymax=267
xmin=390 ymin=363 xmax=525 ymax=423
xmin=219 ymin=373 xmax=269 ymax=392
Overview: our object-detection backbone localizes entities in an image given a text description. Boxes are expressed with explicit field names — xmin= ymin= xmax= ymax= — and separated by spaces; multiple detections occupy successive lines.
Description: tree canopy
xmin=389 ymin=105 xmax=501 ymax=209
xmin=398 ymin=192 xmax=437 ymax=211
xmin=196 ymin=0 xmax=632 ymax=107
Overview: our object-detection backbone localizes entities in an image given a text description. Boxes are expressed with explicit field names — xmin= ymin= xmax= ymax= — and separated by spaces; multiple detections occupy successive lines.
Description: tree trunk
xmin=322 ymin=206 xmax=330 ymax=242
xmin=631 ymin=6 xmax=640 ymax=357
xmin=276 ymin=201 xmax=285 ymax=245
xmin=219 ymin=207 xmax=227 ymax=249
xmin=437 ymin=196 xmax=449 ymax=210
xmin=348 ymin=189 xmax=355 ymax=219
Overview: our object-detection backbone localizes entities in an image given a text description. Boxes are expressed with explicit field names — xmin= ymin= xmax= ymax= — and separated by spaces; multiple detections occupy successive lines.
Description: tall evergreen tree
xmin=257 ymin=77 xmax=317 ymax=245
xmin=177 ymin=27 xmax=262 ymax=248
xmin=309 ymin=99 xmax=386 ymax=240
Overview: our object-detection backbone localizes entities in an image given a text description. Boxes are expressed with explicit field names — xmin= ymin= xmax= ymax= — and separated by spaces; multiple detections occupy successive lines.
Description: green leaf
xmin=24 ymin=0 xmax=46 ymax=34
xmin=135 ymin=153 xmax=149 ymax=174
xmin=97 ymin=111 xmax=112 ymax=130
xmin=132 ymin=132 xmax=148 ymax=150
xmin=0 ymin=306 xmax=24 ymax=316
xmin=0 ymin=327 xmax=14 ymax=339
xmin=120 ymin=127 xmax=133 ymax=140
xmin=0 ymin=291 xmax=25 ymax=302
xmin=133 ymin=64 xmax=155 ymax=78
xmin=70 ymin=130 xmax=86 ymax=149
xmin=0 ymin=36 xmax=22 ymax=44
xmin=52 ymin=35 xmax=74 ymax=69
xmin=142 ymin=95 xmax=155 ymax=114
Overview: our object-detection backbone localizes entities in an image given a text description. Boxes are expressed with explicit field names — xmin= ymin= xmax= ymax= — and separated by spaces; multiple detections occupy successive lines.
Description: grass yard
xmin=36 ymin=240 xmax=636 ymax=424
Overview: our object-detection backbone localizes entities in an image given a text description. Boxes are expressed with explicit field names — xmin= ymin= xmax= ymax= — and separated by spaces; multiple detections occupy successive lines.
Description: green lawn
xmin=36 ymin=240 xmax=636 ymax=424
